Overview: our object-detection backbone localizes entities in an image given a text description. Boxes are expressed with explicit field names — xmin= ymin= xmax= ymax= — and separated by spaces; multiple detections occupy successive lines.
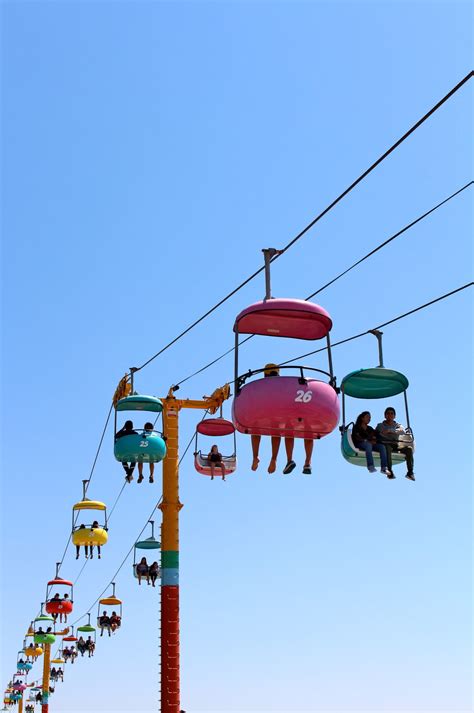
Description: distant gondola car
xmin=194 ymin=416 xmax=237 ymax=477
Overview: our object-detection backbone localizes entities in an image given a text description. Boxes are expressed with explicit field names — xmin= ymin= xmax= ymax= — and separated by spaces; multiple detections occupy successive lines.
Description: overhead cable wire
xmin=133 ymin=71 xmax=473 ymax=374
xmin=108 ymin=481 xmax=128 ymax=520
xmin=372 ymin=282 xmax=473 ymax=330
xmin=280 ymin=282 xmax=473 ymax=367
xmin=307 ymin=180 xmax=473 ymax=299
xmin=83 ymin=403 xmax=114 ymax=496
xmin=175 ymin=336 xmax=254 ymax=388
xmin=279 ymin=72 xmax=473 ymax=256
xmin=73 ymin=559 xmax=89 ymax=587
xmin=173 ymin=182 xmax=473 ymax=388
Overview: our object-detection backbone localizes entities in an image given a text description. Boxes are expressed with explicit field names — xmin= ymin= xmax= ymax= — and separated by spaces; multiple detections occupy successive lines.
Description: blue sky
xmin=1 ymin=1 xmax=472 ymax=712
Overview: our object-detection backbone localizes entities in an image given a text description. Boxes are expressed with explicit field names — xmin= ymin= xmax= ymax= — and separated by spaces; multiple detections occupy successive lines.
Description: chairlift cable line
xmin=82 ymin=403 xmax=114 ymax=496
xmin=306 ymin=180 xmax=473 ymax=299
xmin=174 ymin=182 xmax=472 ymax=388
xmin=279 ymin=72 xmax=473 ymax=255
xmin=72 ymin=560 xmax=89 ymax=587
xmin=107 ymin=481 xmax=128 ymax=520
xmin=175 ymin=336 xmax=254 ymax=389
xmin=133 ymin=72 xmax=473 ymax=374
xmin=279 ymin=282 xmax=474 ymax=367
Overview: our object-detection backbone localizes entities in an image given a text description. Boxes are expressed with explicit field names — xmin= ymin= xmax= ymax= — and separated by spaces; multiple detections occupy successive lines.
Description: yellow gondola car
xmin=72 ymin=484 xmax=108 ymax=556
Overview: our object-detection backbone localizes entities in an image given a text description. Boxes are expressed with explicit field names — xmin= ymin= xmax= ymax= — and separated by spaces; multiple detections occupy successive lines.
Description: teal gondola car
xmin=340 ymin=331 xmax=414 ymax=469
xmin=133 ymin=520 xmax=161 ymax=580
xmin=114 ymin=395 xmax=167 ymax=464
xmin=16 ymin=651 xmax=32 ymax=673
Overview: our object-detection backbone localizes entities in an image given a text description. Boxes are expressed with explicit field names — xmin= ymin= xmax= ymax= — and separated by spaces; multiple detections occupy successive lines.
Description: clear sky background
xmin=1 ymin=2 xmax=472 ymax=712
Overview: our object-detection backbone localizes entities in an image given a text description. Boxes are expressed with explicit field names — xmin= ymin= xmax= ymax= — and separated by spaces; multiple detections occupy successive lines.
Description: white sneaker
xmin=368 ymin=466 xmax=377 ymax=473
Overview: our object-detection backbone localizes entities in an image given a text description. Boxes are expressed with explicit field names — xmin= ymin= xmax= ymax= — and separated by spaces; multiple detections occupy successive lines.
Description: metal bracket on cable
xmin=369 ymin=329 xmax=384 ymax=367
xmin=262 ymin=247 xmax=283 ymax=301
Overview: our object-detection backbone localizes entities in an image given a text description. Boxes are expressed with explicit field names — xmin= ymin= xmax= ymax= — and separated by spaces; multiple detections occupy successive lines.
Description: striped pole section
xmin=41 ymin=643 xmax=51 ymax=713
xmin=159 ymin=398 xmax=182 ymax=713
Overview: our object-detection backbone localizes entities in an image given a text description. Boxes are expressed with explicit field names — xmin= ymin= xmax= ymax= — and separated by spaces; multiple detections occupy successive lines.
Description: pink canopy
xmin=196 ymin=418 xmax=235 ymax=437
xmin=234 ymin=299 xmax=332 ymax=340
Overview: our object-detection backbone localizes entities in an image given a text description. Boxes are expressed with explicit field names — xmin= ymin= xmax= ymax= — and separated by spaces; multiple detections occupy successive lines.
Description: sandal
xmin=149 ymin=476 xmax=154 ymax=483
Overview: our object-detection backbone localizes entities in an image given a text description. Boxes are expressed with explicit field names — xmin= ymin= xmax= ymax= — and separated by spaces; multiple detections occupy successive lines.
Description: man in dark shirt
xmin=115 ymin=420 xmax=137 ymax=481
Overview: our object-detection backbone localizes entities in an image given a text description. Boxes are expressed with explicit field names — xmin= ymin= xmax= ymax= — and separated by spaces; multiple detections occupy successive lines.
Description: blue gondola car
xmin=114 ymin=395 xmax=167 ymax=464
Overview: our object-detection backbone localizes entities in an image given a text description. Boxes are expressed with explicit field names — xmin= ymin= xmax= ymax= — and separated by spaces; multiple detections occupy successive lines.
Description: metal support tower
xmin=158 ymin=384 xmax=230 ymax=713
xmin=41 ymin=643 xmax=51 ymax=713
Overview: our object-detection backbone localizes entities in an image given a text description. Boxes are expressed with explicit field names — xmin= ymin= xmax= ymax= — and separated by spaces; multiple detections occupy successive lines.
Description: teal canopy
xmin=341 ymin=367 xmax=409 ymax=399
xmin=135 ymin=537 xmax=161 ymax=550
xmin=116 ymin=395 xmax=163 ymax=412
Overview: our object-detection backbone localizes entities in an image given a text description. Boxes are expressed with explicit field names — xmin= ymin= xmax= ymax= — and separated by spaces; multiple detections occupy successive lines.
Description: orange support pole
xmin=41 ymin=643 xmax=51 ymax=713
xmin=157 ymin=384 xmax=230 ymax=713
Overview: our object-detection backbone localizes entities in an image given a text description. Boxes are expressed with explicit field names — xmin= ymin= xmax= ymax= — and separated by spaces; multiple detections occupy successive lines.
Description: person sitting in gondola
xmin=35 ymin=692 xmax=42 ymax=703
xmin=136 ymin=556 xmax=150 ymax=585
xmin=115 ymin=419 xmax=137 ymax=482
xmin=208 ymin=445 xmax=226 ymax=481
xmin=99 ymin=611 xmax=111 ymax=637
xmin=110 ymin=611 xmax=121 ymax=632
xmin=149 ymin=561 xmax=160 ymax=587
xmin=77 ymin=636 xmax=87 ymax=656
xmin=85 ymin=636 xmax=95 ymax=657
xmin=251 ymin=364 xmax=314 ymax=475
xmin=376 ymin=406 xmax=415 ymax=481
xmin=50 ymin=668 xmax=57 ymax=682
xmin=89 ymin=521 xmax=102 ymax=559
xmin=59 ymin=593 xmax=70 ymax=623
xmin=137 ymin=423 xmax=156 ymax=484
xmin=57 ymin=667 xmax=64 ymax=681
xmin=76 ymin=524 xmax=90 ymax=559
xmin=63 ymin=646 xmax=71 ymax=662
xmin=50 ymin=593 xmax=61 ymax=621
xmin=352 ymin=411 xmax=390 ymax=476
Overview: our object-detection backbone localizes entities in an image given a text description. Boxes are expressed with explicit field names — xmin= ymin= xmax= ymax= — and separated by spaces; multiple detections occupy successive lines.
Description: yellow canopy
xmin=73 ymin=500 xmax=106 ymax=511
xmin=99 ymin=596 xmax=122 ymax=606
